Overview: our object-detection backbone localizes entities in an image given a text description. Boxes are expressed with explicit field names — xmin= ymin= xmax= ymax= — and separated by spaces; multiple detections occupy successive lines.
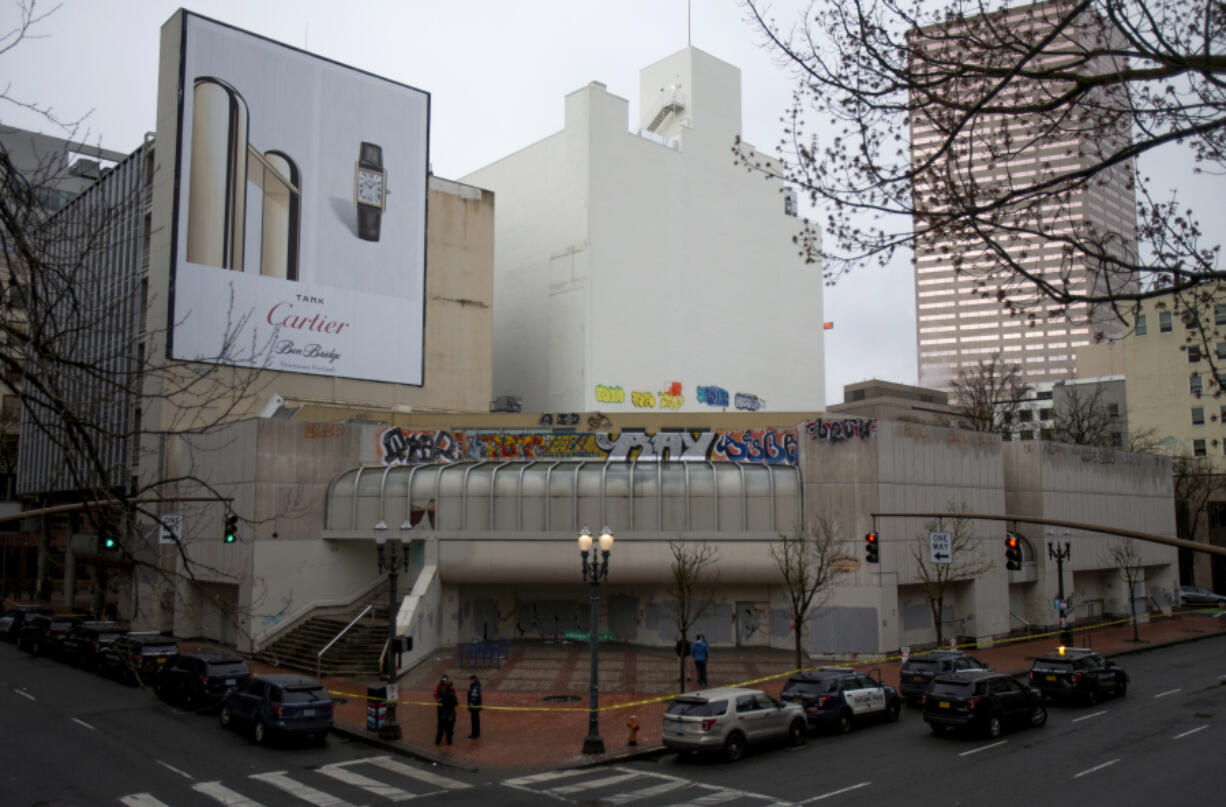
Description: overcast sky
xmin=5 ymin=1 xmax=1217 ymax=408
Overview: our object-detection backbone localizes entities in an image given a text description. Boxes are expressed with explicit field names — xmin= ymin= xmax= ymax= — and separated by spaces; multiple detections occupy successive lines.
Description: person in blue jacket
xmin=691 ymin=634 xmax=709 ymax=687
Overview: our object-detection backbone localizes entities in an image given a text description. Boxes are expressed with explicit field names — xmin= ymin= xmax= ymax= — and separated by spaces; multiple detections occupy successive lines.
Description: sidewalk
xmin=192 ymin=610 xmax=1226 ymax=772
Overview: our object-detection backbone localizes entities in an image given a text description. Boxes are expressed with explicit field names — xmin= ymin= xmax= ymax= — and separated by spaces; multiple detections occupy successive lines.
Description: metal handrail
xmin=316 ymin=604 xmax=374 ymax=678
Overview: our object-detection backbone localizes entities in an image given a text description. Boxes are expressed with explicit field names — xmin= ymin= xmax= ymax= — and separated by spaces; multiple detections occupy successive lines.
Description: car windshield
xmin=280 ymin=686 xmax=329 ymax=703
xmin=205 ymin=661 xmax=249 ymax=676
xmin=666 ymin=699 xmax=727 ymax=717
xmin=927 ymin=680 xmax=974 ymax=698
xmin=783 ymin=679 xmax=836 ymax=695
xmin=903 ymin=659 xmax=941 ymax=671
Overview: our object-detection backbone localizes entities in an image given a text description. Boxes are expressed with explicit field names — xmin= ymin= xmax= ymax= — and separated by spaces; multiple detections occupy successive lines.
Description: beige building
xmin=909 ymin=0 xmax=1137 ymax=391
xmin=826 ymin=380 xmax=955 ymax=425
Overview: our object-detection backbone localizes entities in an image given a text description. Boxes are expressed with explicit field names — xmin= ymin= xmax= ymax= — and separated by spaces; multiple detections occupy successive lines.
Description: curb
xmin=330 ymin=723 xmax=479 ymax=772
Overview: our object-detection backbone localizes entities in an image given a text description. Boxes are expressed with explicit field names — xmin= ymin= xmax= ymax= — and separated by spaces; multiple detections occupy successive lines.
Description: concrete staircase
xmin=253 ymin=595 xmax=391 ymax=678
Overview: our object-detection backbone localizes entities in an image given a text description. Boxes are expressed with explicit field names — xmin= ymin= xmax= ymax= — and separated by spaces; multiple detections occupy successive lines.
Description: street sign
xmin=387 ymin=683 xmax=398 ymax=702
xmin=1052 ymin=598 xmax=1068 ymax=611
xmin=159 ymin=514 xmax=183 ymax=545
xmin=929 ymin=531 xmax=952 ymax=564
xmin=901 ymin=645 xmax=910 ymax=663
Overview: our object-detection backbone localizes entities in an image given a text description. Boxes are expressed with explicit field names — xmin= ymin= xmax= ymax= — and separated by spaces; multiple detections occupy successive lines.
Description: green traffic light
xmin=104 ymin=536 xmax=117 ymax=550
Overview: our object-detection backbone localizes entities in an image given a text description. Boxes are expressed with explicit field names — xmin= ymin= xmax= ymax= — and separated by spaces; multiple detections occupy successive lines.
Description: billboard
xmin=169 ymin=13 xmax=429 ymax=384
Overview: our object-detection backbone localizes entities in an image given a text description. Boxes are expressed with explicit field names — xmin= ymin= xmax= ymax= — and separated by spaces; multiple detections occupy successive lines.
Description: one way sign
xmin=929 ymin=531 xmax=952 ymax=564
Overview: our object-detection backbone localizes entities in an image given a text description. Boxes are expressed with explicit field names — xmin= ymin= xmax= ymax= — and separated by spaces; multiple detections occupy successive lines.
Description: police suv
xmin=779 ymin=667 xmax=902 ymax=733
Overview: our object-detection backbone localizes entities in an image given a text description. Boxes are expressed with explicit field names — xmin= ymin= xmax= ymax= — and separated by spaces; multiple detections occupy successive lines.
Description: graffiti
xmin=304 ymin=423 xmax=345 ymax=439
xmin=586 ymin=412 xmax=612 ymax=431
xmin=379 ymin=427 xmax=801 ymax=465
xmin=594 ymin=384 xmax=625 ymax=404
xmin=805 ymin=417 xmax=877 ymax=443
xmin=659 ymin=393 xmax=684 ymax=409
xmin=378 ymin=426 xmax=465 ymax=465
xmin=945 ymin=429 xmax=998 ymax=447
xmin=664 ymin=381 xmax=682 ymax=396
xmin=538 ymin=412 xmax=580 ymax=427
xmin=697 ymin=385 xmax=730 ymax=407
xmin=711 ymin=428 xmax=798 ymax=465
xmin=734 ymin=392 xmax=764 ymax=411
xmin=631 ymin=390 xmax=656 ymax=408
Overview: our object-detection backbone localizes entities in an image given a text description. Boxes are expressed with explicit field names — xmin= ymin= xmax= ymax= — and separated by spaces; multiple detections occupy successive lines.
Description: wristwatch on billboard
xmin=354 ymin=141 xmax=385 ymax=242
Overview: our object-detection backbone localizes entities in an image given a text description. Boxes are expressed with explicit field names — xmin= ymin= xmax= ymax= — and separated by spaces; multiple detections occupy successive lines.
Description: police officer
xmin=467 ymin=674 xmax=483 ymax=739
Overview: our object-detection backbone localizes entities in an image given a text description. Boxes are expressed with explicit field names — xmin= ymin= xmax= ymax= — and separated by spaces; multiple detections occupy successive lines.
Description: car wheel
xmin=985 ymin=713 xmax=1003 ymax=739
xmin=1117 ymin=680 xmax=1127 ymax=698
xmin=313 ymin=731 xmax=328 ymax=747
xmin=219 ymin=705 xmax=233 ymax=729
xmin=1086 ymin=688 xmax=1098 ymax=707
xmin=253 ymin=720 xmax=268 ymax=745
xmin=886 ymin=701 xmax=902 ymax=723
xmin=1029 ymin=705 xmax=1047 ymax=727
xmin=928 ymin=722 xmax=947 ymax=735
xmin=723 ymin=732 xmax=746 ymax=762
xmin=787 ymin=719 xmax=807 ymax=747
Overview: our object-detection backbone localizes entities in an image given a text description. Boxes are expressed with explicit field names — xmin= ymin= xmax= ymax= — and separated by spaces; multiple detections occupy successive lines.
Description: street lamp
xmin=579 ymin=526 xmax=613 ymax=755
xmin=1047 ymin=529 xmax=1073 ymax=646
xmin=373 ymin=519 xmax=411 ymax=741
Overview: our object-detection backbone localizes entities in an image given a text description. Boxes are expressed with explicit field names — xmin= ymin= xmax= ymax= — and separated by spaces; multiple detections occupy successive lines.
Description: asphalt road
xmin=2 ymin=635 xmax=1223 ymax=806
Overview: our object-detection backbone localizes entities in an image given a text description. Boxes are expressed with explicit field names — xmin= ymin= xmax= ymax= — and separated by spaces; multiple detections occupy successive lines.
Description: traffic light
xmin=865 ymin=531 xmax=880 ymax=564
xmin=102 ymin=535 xmax=118 ymax=551
xmin=224 ymin=512 xmax=238 ymax=544
xmin=1005 ymin=534 xmax=1022 ymax=570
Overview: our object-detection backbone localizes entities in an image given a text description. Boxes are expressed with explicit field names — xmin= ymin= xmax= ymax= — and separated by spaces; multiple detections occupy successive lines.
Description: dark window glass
xmin=927 ymin=681 xmax=973 ymax=698
xmin=1193 ymin=408 xmax=1205 ymax=425
xmin=1135 ymin=315 xmax=1147 ymax=335
xmin=1191 ymin=376 xmax=1203 ymax=395
xmin=1216 ymin=305 xmax=1226 ymax=326
xmin=204 ymin=661 xmax=249 ymax=676
xmin=666 ymin=699 xmax=727 ymax=717
xmin=1189 ymin=345 xmax=1202 ymax=362
xmin=281 ymin=686 xmax=329 ymax=703
xmin=1194 ymin=439 xmax=1207 ymax=457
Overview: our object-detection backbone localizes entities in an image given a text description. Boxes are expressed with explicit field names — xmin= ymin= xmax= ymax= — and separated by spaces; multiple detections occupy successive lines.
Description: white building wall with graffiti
xmin=461 ymin=47 xmax=824 ymax=415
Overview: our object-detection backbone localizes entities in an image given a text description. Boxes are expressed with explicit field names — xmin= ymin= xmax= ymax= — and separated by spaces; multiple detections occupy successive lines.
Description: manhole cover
xmin=541 ymin=694 xmax=582 ymax=703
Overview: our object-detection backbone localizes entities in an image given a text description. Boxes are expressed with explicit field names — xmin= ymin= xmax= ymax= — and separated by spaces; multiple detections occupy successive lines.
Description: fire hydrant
xmin=626 ymin=714 xmax=639 ymax=746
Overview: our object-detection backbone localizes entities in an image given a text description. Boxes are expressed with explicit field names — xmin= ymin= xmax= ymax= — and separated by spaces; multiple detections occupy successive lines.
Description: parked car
xmin=1178 ymin=585 xmax=1226 ymax=606
xmin=662 ymin=687 xmax=807 ymax=761
xmin=923 ymin=670 xmax=1047 ymax=738
xmin=97 ymin=632 xmax=181 ymax=685
xmin=56 ymin=621 xmax=126 ymax=670
xmin=1028 ymin=648 xmax=1128 ymax=705
xmin=898 ymin=650 xmax=991 ymax=705
xmin=15 ymin=614 xmax=80 ymax=656
xmin=157 ymin=651 xmax=252 ymax=709
xmin=0 ymin=604 xmax=54 ymax=640
xmin=780 ymin=667 xmax=902 ymax=732
xmin=219 ymin=674 xmax=333 ymax=745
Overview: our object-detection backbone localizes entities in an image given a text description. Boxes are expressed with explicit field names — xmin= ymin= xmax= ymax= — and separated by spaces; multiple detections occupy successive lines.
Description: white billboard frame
xmin=168 ymin=12 xmax=429 ymax=385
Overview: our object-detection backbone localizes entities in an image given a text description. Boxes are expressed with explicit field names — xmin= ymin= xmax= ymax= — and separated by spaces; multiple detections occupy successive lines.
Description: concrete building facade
xmin=461 ymin=47 xmax=824 ymax=415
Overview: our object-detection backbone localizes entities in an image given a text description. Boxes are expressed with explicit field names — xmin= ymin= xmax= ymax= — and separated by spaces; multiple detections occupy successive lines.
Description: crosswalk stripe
xmin=363 ymin=755 xmax=471 ymax=790
xmin=120 ymin=795 xmax=170 ymax=807
xmin=551 ymin=771 xmax=644 ymax=794
xmin=318 ymin=762 xmax=416 ymax=801
xmin=193 ymin=781 xmax=266 ymax=806
xmin=250 ymin=771 xmax=358 ymax=806
xmin=502 ymin=768 xmax=590 ymax=786
xmin=665 ymin=789 xmax=757 ymax=806
xmin=604 ymin=778 xmax=692 ymax=804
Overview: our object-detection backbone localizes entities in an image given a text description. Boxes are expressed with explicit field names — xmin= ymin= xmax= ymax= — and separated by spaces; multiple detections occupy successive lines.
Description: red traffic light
xmin=866 ymin=532 xmax=878 ymax=544
xmin=1005 ymin=535 xmax=1018 ymax=549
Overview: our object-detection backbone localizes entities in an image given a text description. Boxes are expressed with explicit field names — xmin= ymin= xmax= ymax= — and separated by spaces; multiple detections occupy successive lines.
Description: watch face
xmin=356 ymin=169 xmax=384 ymax=207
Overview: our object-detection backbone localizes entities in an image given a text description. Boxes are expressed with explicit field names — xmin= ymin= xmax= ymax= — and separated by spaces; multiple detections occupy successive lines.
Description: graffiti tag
xmin=594 ymin=384 xmax=625 ymax=404
xmin=804 ymin=417 xmax=878 ymax=443
xmin=734 ymin=392 xmax=764 ymax=411
xmin=379 ymin=427 xmax=465 ymax=465
xmin=697 ymin=385 xmax=730 ymax=407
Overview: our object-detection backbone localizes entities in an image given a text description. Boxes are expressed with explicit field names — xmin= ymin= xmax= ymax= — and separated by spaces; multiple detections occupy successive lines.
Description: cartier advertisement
xmin=169 ymin=13 xmax=429 ymax=384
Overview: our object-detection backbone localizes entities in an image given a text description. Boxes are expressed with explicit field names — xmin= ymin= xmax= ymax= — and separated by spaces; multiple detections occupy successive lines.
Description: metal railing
xmin=316 ymin=604 xmax=374 ymax=678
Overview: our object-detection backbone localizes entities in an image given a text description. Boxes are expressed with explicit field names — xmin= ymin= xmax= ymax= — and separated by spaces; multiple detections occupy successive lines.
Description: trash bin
xmin=366 ymin=684 xmax=387 ymax=731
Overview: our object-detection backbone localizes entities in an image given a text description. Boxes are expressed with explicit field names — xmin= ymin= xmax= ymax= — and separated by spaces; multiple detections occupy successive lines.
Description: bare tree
xmin=912 ymin=503 xmax=994 ymax=647
xmin=771 ymin=515 xmax=847 ymax=670
xmin=949 ymin=354 xmax=1027 ymax=436
xmin=738 ymin=0 xmax=1226 ymax=358
xmin=663 ymin=541 xmax=720 ymax=693
xmin=1103 ymin=539 xmax=1146 ymax=641
xmin=1050 ymin=382 xmax=1118 ymax=447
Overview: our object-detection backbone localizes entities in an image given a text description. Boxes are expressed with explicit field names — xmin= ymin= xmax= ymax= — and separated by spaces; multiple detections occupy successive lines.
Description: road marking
xmin=1173 ymin=724 xmax=1210 ymax=740
xmin=1154 ymin=688 xmax=1182 ymax=698
xmin=120 ymin=795 xmax=170 ymax=807
xmin=156 ymin=760 xmax=194 ymax=780
xmin=193 ymin=781 xmax=265 ymax=806
xmin=503 ymin=769 xmax=590 ymax=785
xmin=250 ymin=771 xmax=357 ymax=806
xmin=1073 ymin=758 xmax=1120 ymax=779
xmin=318 ymin=761 xmax=415 ymax=801
xmin=363 ymin=755 xmax=470 ymax=790
xmin=551 ymin=771 xmax=643 ymax=794
xmin=1072 ymin=710 xmax=1107 ymax=723
xmin=72 ymin=717 xmax=96 ymax=730
xmin=798 ymin=782 xmax=872 ymax=803
xmin=959 ymin=740 xmax=1007 ymax=757
xmin=604 ymin=778 xmax=691 ymax=804
xmin=15 ymin=689 xmax=35 ymax=701
xmin=664 ymin=790 xmax=752 ymax=806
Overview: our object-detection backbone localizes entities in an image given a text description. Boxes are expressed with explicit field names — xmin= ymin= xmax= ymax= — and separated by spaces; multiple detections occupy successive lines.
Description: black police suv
xmin=898 ymin=650 xmax=991 ymax=705
xmin=780 ymin=667 xmax=902 ymax=733
xmin=923 ymin=670 xmax=1047 ymax=738
xmin=57 ymin=621 xmax=126 ymax=670
xmin=157 ymin=651 xmax=252 ymax=709
xmin=16 ymin=614 xmax=80 ymax=656
xmin=97 ymin=632 xmax=181 ymax=685
xmin=1028 ymin=648 xmax=1128 ymax=705
xmin=219 ymin=674 xmax=333 ymax=745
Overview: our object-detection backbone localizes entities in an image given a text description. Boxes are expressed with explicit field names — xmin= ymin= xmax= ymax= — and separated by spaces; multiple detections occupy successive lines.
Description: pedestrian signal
xmin=1005 ymin=534 xmax=1022 ymax=570
xmin=865 ymin=531 xmax=880 ymax=564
